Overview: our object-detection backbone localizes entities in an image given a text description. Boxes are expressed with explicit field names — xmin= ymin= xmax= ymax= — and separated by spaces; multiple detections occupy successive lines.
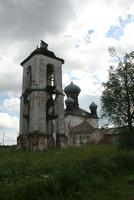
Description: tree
xmin=101 ymin=48 xmax=134 ymax=131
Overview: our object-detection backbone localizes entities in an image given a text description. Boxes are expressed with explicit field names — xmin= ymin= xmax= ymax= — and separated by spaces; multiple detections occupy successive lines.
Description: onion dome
xmin=89 ymin=102 xmax=98 ymax=110
xmin=64 ymin=81 xmax=81 ymax=95
xmin=65 ymin=96 xmax=74 ymax=111
xmin=89 ymin=102 xmax=98 ymax=117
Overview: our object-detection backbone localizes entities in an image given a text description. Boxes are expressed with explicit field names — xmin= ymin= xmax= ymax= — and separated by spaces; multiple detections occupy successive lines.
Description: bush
xmin=118 ymin=127 xmax=134 ymax=149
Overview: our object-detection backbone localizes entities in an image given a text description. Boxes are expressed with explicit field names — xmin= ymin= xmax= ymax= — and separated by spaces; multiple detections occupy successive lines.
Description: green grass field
xmin=0 ymin=145 xmax=134 ymax=200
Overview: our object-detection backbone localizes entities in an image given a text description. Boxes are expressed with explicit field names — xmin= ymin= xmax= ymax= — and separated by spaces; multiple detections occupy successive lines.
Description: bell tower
xmin=17 ymin=41 xmax=67 ymax=150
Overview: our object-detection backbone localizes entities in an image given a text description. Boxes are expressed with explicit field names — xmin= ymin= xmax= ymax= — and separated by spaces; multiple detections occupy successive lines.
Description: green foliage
xmin=101 ymin=50 xmax=134 ymax=130
xmin=0 ymin=145 xmax=134 ymax=199
xmin=117 ymin=127 xmax=134 ymax=149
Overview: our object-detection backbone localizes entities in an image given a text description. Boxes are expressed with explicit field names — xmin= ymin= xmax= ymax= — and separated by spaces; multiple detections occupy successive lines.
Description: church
xmin=17 ymin=41 xmax=100 ymax=150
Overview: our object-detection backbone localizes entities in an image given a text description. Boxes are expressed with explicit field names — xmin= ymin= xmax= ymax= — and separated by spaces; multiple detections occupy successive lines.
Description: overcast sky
xmin=0 ymin=0 xmax=134 ymax=144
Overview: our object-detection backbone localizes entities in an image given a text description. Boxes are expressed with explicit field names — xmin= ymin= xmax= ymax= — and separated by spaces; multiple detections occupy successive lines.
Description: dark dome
xmin=64 ymin=81 xmax=81 ymax=95
xmin=89 ymin=102 xmax=98 ymax=109
xmin=65 ymin=96 xmax=74 ymax=105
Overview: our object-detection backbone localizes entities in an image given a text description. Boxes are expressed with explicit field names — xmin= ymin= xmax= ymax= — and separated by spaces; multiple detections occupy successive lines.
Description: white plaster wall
xmin=29 ymin=91 xmax=39 ymax=133
xmin=39 ymin=91 xmax=47 ymax=133
xmin=20 ymin=96 xmax=29 ymax=135
xmin=65 ymin=116 xmax=98 ymax=132
xmin=56 ymin=95 xmax=65 ymax=134
xmin=65 ymin=115 xmax=99 ymax=138
xmin=22 ymin=55 xmax=40 ymax=92
xmin=65 ymin=115 xmax=84 ymax=136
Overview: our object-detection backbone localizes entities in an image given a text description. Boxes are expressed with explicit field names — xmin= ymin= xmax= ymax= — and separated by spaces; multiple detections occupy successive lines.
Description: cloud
xmin=0 ymin=53 xmax=22 ymax=95
xmin=0 ymin=0 xmax=133 ymax=97
xmin=0 ymin=0 xmax=75 ymax=41
xmin=0 ymin=0 xmax=75 ymax=95
xmin=0 ymin=112 xmax=19 ymax=129
xmin=3 ymin=97 xmax=20 ymax=112
xmin=0 ymin=0 xmax=133 ymax=95
xmin=120 ymin=22 xmax=134 ymax=52
xmin=106 ymin=14 xmax=134 ymax=40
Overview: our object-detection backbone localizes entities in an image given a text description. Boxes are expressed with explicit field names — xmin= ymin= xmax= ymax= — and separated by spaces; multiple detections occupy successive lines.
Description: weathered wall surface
xmin=67 ymin=128 xmax=120 ymax=147
xmin=65 ymin=115 xmax=84 ymax=136
xmin=64 ymin=115 xmax=99 ymax=137
xmin=19 ymin=51 xmax=66 ymax=149
xmin=87 ymin=118 xmax=99 ymax=129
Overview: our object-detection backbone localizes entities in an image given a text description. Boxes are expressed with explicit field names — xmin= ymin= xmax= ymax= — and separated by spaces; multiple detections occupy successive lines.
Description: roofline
xmin=20 ymin=48 xmax=64 ymax=66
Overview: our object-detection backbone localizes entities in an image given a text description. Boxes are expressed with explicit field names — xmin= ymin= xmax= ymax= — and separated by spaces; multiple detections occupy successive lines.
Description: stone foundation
xmin=17 ymin=134 xmax=54 ymax=150
xmin=17 ymin=133 xmax=68 ymax=150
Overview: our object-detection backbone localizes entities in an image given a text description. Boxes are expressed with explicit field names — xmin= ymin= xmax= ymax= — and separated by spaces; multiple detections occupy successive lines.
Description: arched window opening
xmin=26 ymin=65 xmax=32 ymax=90
xmin=46 ymin=97 xmax=57 ymax=120
xmin=23 ymin=94 xmax=29 ymax=118
xmin=47 ymin=64 xmax=55 ymax=87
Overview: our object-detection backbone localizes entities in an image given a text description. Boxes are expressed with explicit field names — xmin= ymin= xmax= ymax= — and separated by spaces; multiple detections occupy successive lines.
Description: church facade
xmin=64 ymin=82 xmax=99 ymax=146
xmin=17 ymin=41 xmax=100 ymax=150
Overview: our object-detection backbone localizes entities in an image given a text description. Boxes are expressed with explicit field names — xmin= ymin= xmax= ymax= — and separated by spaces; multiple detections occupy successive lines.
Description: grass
xmin=0 ymin=145 xmax=134 ymax=199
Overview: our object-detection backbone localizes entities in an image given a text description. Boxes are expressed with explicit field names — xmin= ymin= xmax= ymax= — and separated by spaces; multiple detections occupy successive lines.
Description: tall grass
xmin=0 ymin=145 xmax=134 ymax=200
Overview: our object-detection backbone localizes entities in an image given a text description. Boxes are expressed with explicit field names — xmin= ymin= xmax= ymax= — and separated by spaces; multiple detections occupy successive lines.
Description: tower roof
xmin=64 ymin=81 xmax=81 ymax=95
xmin=21 ymin=40 xmax=64 ymax=66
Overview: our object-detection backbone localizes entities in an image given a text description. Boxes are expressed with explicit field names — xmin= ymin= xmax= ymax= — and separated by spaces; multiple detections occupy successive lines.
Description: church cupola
xmin=89 ymin=102 xmax=98 ymax=117
xmin=64 ymin=81 xmax=81 ymax=95
xmin=64 ymin=82 xmax=81 ymax=109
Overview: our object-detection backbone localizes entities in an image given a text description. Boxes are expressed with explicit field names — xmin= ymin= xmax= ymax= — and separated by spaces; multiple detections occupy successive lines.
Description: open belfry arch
xmin=17 ymin=41 xmax=67 ymax=150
